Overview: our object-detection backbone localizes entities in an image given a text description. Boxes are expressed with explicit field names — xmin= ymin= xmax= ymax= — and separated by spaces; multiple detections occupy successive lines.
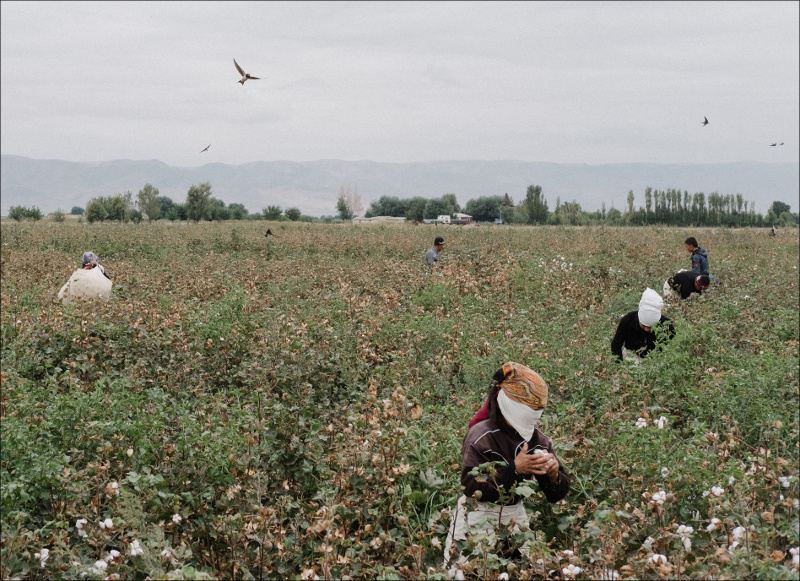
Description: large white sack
xmin=57 ymin=268 xmax=112 ymax=305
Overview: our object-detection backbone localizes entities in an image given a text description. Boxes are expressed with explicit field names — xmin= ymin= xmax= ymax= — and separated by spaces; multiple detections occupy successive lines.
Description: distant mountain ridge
xmin=2 ymin=155 xmax=797 ymax=217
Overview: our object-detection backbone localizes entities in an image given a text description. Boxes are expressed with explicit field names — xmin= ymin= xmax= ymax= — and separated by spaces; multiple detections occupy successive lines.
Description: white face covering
xmin=497 ymin=390 xmax=543 ymax=442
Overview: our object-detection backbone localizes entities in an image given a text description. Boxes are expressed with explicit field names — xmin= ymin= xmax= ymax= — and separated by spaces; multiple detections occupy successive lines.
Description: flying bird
xmin=780 ymin=142 xmax=784 ymax=145
xmin=770 ymin=143 xmax=777 ymax=146
xmin=200 ymin=144 xmax=211 ymax=152
xmin=701 ymin=117 xmax=709 ymax=127
xmin=234 ymin=59 xmax=260 ymax=85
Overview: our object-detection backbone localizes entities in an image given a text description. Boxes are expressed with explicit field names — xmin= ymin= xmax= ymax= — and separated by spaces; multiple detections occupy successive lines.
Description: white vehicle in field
xmin=436 ymin=215 xmax=451 ymax=224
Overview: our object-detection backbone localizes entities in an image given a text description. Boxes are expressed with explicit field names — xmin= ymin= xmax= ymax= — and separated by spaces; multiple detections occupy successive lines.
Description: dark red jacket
xmin=461 ymin=417 xmax=570 ymax=505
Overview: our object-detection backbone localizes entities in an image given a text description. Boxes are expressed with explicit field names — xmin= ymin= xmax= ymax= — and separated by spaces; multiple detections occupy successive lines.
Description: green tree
xmin=51 ymin=209 xmax=66 ymax=222
xmin=157 ymin=196 xmax=174 ymax=217
xmin=137 ymin=183 xmax=161 ymax=221
xmin=441 ymin=193 xmax=460 ymax=214
xmin=262 ymin=205 xmax=282 ymax=220
xmin=769 ymin=201 xmax=791 ymax=218
xmin=165 ymin=204 xmax=186 ymax=222
xmin=8 ymin=206 xmax=26 ymax=221
xmin=405 ymin=198 xmax=427 ymax=222
xmin=523 ymin=184 xmax=548 ymax=224
xmin=85 ymin=199 xmax=108 ymax=223
xmin=336 ymin=194 xmax=353 ymax=220
xmin=285 ymin=207 xmax=301 ymax=221
xmin=103 ymin=192 xmax=132 ymax=221
xmin=70 ymin=206 xmax=84 ymax=215
xmin=185 ymin=182 xmax=213 ymax=223
xmin=228 ymin=203 xmax=248 ymax=220
xmin=464 ymin=196 xmax=504 ymax=222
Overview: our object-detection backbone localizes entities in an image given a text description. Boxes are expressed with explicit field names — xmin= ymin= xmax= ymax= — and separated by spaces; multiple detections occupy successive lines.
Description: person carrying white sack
xmin=57 ymin=251 xmax=112 ymax=305
xmin=443 ymin=362 xmax=570 ymax=570
xmin=611 ymin=288 xmax=675 ymax=364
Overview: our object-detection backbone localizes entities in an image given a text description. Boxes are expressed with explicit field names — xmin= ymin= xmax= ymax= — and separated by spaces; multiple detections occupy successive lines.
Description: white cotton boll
xmin=682 ymin=537 xmax=692 ymax=552
xmin=649 ymin=553 xmax=667 ymax=565
xmin=661 ymin=467 xmax=669 ymax=478
xmin=499 ymin=573 xmax=509 ymax=581
xmin=35 ymin=548 xmax=49 ymax=568
xmin=130 ymin=540 xmax=144 ymax=557
xmin=710 ymin=486 xmax=725 ymax=497
xmin=729 ymin=475 xmax=736 ymax=485
xmin=562 ymin=564 xmax=583 ymax=577
xmin=778 ymin=476 xmax=792 ymax=488
xmin=707 ymin=518 xmax=721 ymax=532
xmin=75 ymin=518 xmax=87 ymax=530
xmin=635 ymin=418 xmax=648 ymax=429
xmin=93 ymin=560 xmax=108 ymax=571
xmin=732 ymin=526 xmax=746 ymax=540
xmin=655 ymin=416 xmax=668 ymax=429
xmin=172 ymin=513 xmax=182 ymax=524
xmin=676 ymin=525 xmax=694 ymax=536
xmin=99 ymin=518 xmax=113 ymax=530
xmin=644 ymin=536 xmax=655 ymax=546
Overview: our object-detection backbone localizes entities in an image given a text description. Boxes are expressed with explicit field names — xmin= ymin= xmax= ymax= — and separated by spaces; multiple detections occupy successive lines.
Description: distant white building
xmin=352 ymin=216 xmax=406 ymax=224
xmin=436 ymin=215 xmax=451 ymax=224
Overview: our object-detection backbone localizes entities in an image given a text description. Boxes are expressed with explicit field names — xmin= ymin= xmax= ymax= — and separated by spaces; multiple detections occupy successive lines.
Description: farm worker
xmin=611 ymin=288 xmax=675 ymax=363
xmin=425 ymin=236 xmax=445 ymax=268
xmin=684 ymin=237 xmax=709 ymax=276
xmin=667 ymin=271 xmax=710 ymax=300
xmin=58 ymin=251 xmax=112 ymax=304
xmin=444 ymin=362 xmax=570 ymax=569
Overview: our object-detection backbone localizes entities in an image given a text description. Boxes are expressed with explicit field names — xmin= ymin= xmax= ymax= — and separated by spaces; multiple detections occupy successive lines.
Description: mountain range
xmin=2 ymin=155 xmax=797 ymax=217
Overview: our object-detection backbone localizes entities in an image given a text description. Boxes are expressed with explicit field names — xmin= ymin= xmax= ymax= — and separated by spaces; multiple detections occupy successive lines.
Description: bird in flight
xmin=701 ymin=116 xmax=709 ymax=127
xmin=234 ymin=59 xmax=260 ymax=85
xmin=200 ymin=144 xmax=211 ymax=152
xmin=770 ymin=143 xmax=777 ymax=147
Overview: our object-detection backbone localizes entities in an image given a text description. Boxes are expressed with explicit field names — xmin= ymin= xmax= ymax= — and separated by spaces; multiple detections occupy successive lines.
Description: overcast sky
xmin=2 ymin=1 xmax=798 ymax=168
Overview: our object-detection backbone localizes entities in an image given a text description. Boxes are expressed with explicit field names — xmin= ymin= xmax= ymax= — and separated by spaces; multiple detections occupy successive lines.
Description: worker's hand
xmin=515 ymin=443 xmax=560 ymax=483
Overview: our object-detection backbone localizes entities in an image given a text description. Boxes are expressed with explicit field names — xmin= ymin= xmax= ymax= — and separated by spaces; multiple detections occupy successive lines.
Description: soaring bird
xmin=770 ymin=143 xmax=777 ymax=146
xmin=200 ymin=144 xmax=211 ymax=152
xmin=234 ymin=59 xmax=260 ymax=85
xmin=702 ymin=116 xmax=709 ymax=127
xmin=780 ymin=142 xmax=784 ymax=145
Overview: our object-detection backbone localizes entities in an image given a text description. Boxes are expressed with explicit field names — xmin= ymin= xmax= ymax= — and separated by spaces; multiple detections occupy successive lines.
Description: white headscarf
xmin=638 ymin=287 xmax=663 ymax=327
xmin=497 ymin=390 xmax=542 ymax=442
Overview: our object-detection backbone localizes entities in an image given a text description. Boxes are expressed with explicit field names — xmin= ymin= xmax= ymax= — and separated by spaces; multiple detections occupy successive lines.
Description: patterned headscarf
xmin=82 ymin=252 xmax=99 ymax=267
xmin=497 ymin=361 xmax=548 ymax=410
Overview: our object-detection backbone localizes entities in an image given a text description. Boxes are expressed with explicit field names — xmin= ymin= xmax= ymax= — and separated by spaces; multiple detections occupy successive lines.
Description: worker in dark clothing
xmin=611 ymin=288 xmax=675 ymax=362
xmin=668 ymin=271 xmax=710 ymax=299
xmin=685 ymin=237 xmax=709 ymax=276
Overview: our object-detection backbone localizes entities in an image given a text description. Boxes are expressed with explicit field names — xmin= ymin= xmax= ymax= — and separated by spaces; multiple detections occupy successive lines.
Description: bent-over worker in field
xmin=611 ymin=288 xmax=675 ymax=364
xmin=444 ymin=362 xmax=570 ymax=569
xmin=667 ymin=271 xmax=710 ymax=300
xmin=425 ymin=236 xmax=444 ymax=269
xmin=58 ymin=251 xmax=112 ymax=305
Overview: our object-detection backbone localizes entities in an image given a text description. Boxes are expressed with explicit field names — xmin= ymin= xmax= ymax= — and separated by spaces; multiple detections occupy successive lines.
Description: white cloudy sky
xmin=2 ymin=1 xmax=798 ymax=167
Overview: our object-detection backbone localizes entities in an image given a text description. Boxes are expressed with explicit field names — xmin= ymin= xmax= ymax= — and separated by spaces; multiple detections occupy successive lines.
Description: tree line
xmin=7 ymin=183 xmax=798 ymax=228
xmin=78 ymin=183 xmax=313 ymax=223
xmin=363 ymin=185 xmax=798 ymax=227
